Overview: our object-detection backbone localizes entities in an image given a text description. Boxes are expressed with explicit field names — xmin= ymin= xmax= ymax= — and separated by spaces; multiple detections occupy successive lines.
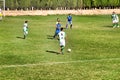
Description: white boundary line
xmin=0 ymin=58 xmax=120 ymax=68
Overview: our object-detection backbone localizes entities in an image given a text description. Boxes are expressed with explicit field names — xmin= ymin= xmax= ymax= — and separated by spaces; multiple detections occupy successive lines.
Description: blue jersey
xmin=56 ymin=23 xmax=61 ymax=33
xmin=56 ymin=23 xmax=61 ymax=30
xmin=67 ymin=16 xmax=72 ymax=21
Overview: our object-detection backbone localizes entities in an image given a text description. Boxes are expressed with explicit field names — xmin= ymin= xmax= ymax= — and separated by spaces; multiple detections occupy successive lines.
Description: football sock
xmin=70 ymin=24 xmax=72 ymax=29
xmin=113 ymin=24 xmax=116 ymax=28
xmin=61 ymin=46 xmax=64 ymax=54
xmin=66 ymin=24 xmax=68 ymax=28
xmin=116 ymin=23 xmax=119 ymax=27
xmin=24 ymin=35 xmax=26 ymax=39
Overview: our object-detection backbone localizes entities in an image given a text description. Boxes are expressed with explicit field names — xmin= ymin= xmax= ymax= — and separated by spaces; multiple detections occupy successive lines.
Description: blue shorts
xmin=55 ymin=30 xmax=60 ymax=34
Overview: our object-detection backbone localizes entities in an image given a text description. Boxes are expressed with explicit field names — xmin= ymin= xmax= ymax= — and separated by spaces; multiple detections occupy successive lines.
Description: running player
xmin=53 ymin=20 xmax=61 ymax=38
xmin=66 ymin=14 xmax=72 ymax=29
xmin=23 ymin=21 xmax=28 ymax=39
xmin=111 ymin=12 xmax=119 ymax=28
xmin=58 ymin=27 xmax=66 ymax=54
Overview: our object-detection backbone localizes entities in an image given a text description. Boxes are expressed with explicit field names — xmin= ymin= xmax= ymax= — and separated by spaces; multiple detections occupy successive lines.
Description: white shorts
xmin=67 ymin=21 xmax=72 ymax=25
xmin=113 ymin=20 xmax=119 ymax=23
xmin=24 ymin=31 xmax=28 ymax=35
xmin=23 ymin=27 xmax=28 ymax=35
xmin=60 ymin=40 xmax=65 ymax=47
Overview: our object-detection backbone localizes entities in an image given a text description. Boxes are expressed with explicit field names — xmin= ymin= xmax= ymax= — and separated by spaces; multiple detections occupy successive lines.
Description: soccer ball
xmin=67 ymin=48 xmax=71 ymax=52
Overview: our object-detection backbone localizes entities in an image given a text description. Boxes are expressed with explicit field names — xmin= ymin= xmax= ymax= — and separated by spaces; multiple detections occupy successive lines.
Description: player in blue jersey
xmin=66 ymin=14 xmax=72 ymax=29
xmin=53 ymin=20 xmax=61 ymax=38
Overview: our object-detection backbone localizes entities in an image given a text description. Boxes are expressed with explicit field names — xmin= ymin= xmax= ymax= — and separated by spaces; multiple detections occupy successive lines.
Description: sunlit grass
xmin=0 ymin=15 xmax=120 ymax=80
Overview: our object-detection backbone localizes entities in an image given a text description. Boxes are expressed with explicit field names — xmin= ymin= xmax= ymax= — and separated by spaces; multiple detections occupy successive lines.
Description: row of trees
xmin=2 ymin=0 xmax=120 ymax=10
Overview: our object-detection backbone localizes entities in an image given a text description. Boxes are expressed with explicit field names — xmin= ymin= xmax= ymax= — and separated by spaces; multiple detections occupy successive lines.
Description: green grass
xmin=0 ymin=15 xmax=120 ymax=80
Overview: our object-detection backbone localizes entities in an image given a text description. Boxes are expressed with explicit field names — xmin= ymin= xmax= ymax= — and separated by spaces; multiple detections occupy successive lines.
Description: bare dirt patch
xmin=4 ymin=9 xmax=120 ymax=16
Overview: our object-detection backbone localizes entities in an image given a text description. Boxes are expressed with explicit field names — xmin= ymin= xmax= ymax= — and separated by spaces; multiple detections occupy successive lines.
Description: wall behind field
xmin=4 ymin=9 xmax=120 ymax=16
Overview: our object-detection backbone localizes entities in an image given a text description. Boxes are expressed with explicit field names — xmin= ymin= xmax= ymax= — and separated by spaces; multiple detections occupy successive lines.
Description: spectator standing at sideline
xmin=0 ymin=8 xmax=3 ymax=20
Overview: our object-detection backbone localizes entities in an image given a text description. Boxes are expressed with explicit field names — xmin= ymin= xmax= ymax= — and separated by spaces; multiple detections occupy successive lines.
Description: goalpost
xmin=0 ymin=0 xmax=5 ymax=17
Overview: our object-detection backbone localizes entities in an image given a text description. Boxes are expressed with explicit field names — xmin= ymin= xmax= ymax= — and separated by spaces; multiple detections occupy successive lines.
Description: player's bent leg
xmin=116 ymin=23 xmax=119 ymax=27
xmin=23 ymin=35 xmax=26 ymax=39
xmin=23 ymin=31 xmax=28 ymax=39
xmin=118 ymin=24 xmax=120 ymax=28
xmin=60 ymin=46 xmax=64 ymax=54
xmin=66 ymin=24 xmax=68 ymax=29
xmin=113 ymin=23 xmax=116 ymax=28
xmin=53 ymin=31 xmax=59 ymax=39
xmin=70 ymin=24 xmax=72 ymax=29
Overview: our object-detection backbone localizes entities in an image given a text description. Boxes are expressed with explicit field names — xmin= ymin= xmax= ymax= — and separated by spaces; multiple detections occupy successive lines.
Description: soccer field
xmin=0 ymin=15 xmax=120 ymax=80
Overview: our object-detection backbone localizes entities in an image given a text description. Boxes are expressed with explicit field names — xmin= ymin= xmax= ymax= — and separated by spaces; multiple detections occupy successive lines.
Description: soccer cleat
xmin=23 ymin=35 xmax=26 ymax=39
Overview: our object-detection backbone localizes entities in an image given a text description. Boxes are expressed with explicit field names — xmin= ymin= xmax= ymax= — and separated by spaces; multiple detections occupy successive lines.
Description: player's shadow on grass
xmin=46 ymin=50 xmax=60 ymax=54
xmin=16 ymin=36 xmax=24 ymax=39
xmin=103 ymin=25 xmax=113 ymax=28
xmin=47 ymin=35 xmax=54 ymax=39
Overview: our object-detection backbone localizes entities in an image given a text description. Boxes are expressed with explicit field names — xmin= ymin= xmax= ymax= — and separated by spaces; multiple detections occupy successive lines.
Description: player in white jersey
xmin=111 ymin=12 xmax=119 ymax=28
xmin=23 ymin=21 xmax=28 ymax=39
xmin=0 ymin=8 xmax=2 ymax=20
xmin=58 ymin=27 xmax=66 ymax=54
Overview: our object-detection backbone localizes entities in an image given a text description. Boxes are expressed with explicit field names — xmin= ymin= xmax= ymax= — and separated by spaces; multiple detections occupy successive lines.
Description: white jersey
xmin=112 ymin=14 xmax=119 ymax=23
xmin=23 ymin=23 xmax=28 ymax=35
xmin=58 ymin=31 xmax=66 ymax=46
xmin=23 ymin=23 xmax=28 ymax=31
xmin=56 ymin=21 xmax=58 ymax=24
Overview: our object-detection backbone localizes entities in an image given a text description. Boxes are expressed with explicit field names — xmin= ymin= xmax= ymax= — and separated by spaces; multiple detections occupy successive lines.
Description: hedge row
xmin=1 ymin=0 xmax=120 ymax=10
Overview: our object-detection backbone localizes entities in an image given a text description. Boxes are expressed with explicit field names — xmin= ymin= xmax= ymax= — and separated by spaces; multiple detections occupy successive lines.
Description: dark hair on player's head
xmin=61 ymin=27 xmax=63 ymax=31
xmin=25 ymin=21 xmax=28 ymax=23
xmin=113 ymin=11 xmax=115 ymax=14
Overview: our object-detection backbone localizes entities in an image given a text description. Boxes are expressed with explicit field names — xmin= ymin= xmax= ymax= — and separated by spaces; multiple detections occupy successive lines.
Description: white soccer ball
xmin=67 ymin=48 xmax=71 ymax=52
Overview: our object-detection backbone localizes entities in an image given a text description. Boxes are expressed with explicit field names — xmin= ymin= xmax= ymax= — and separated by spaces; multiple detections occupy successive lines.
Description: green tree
xmin=83 ymin=0 xmax=92 ymax=9
xmin=108 ymin=0 xmax=119 ymax=8
xmin=101 ymin=0 xmax=108 ymax=8
xmin=31 ymin=0 xmax=41 ymax=10
xmin=14 ymin=0 xmax=19 ymax=9
xmin=6 ymin=0 xmax=15 ymax=10
xmin=19 ymin=0 xmax=31 ymax=10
